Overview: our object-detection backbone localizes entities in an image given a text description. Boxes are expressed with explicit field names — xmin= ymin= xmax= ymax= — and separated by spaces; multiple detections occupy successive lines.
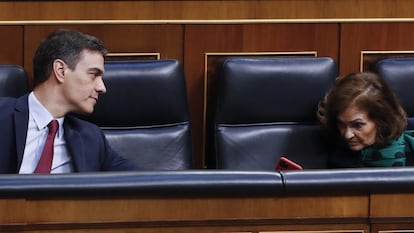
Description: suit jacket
xmin=0 ymin=94 xmax=137 ymax=173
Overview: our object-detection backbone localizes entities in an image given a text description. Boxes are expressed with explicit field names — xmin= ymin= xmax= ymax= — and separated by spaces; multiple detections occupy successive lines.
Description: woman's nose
xmin=343 ymin=127 xmax=354 ymax=139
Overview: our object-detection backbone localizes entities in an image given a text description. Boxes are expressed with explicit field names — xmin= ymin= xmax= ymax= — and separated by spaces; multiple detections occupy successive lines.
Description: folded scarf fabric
xmin=360 ymin=130 xmax=414 ymax=167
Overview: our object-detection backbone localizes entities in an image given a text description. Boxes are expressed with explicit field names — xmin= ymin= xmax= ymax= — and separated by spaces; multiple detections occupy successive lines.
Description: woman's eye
xmin=353 ymin=122 xmax=364 ymax=130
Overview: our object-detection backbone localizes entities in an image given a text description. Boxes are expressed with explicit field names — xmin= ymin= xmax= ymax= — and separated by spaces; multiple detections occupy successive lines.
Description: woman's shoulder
xmin=402 ymin=130 xmax=414 ymax=166
xmin=327 ymin=140 xmax=363 ymax=168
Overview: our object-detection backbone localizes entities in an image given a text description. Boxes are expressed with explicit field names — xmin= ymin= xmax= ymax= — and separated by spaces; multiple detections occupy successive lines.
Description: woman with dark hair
xmin=318 ymin=72 xmax=413 ymax=168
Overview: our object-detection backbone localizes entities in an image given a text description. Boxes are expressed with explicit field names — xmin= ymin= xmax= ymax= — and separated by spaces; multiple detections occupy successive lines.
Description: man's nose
xmin=96 ymin=77 xmax=107 ymax=94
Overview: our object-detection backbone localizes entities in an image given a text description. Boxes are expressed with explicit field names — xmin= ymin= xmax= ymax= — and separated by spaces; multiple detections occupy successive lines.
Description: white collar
xmin=28 ymin=92 xmax=64 ymax=135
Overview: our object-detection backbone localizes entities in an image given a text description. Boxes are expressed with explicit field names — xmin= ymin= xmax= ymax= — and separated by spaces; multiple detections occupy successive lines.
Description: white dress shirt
xmin=19 ymin=92 xmax=73 ymax=174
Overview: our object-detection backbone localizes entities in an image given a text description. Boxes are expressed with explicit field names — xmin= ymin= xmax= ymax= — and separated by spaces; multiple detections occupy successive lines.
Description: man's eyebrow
xmin=88 ymin=67 xmax=104 ymax=74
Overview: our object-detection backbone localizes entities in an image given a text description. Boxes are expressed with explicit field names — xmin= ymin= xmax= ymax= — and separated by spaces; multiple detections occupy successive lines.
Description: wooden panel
xmin=184 ymin=23 xmax=339 ymax=168
xmin=1 ymin=224 xmax=370 ymax=233
xmin=259 ymin=231 xmax=365 ymax=233
xmin=340 ymin=23 xmax=414 ymax=76
xmin=372 ymin=224 xmax=414 ymax=233
xmin=0 ymin=198 xmax=26 ymax=223
xmin=0 ymin=26 xmax=23 ymax=66
xmin=371 ymin=194 xmax=414 ymax=217
xmin=360 ymin=51 xmax=414 ymax=72
xmin=1 ymin=0 xmax=414 ymax=20
xmin=21 ymin=196 xmax=367 ymax=222
xmin=23 ymin=24 xmax=183 ymax=86
xmin=370 ymin=194 xmax=414 ymax=233
xmin=0 ymin=195 xmax=369 ymax=232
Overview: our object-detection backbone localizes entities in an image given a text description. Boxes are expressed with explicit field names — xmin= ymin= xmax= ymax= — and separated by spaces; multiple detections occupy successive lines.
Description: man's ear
xmin=53 ymin=59 xmax=66 ymax=83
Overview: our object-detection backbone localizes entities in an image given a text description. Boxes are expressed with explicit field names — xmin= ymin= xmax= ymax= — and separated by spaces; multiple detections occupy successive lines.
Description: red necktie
xmin=34 ymin=120 xmax=59 ymax=174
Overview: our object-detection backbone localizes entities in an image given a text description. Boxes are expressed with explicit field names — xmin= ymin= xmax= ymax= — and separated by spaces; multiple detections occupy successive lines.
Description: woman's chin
xmin=348 ymin=144 xmax=364 ymax=151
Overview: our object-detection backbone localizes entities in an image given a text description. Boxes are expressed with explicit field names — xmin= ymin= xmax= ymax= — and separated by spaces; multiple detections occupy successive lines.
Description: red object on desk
xmin=276 ymin=156 xmax=303 ymax=171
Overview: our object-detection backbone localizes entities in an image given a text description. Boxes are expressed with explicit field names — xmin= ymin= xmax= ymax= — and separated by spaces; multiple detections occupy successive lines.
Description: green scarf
xmin=360 ymin=130 xmax=414 ymax=167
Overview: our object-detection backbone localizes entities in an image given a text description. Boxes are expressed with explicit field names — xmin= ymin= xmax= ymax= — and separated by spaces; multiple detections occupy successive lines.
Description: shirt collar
xmin=28 ymin=92 xmax=64 ymax=135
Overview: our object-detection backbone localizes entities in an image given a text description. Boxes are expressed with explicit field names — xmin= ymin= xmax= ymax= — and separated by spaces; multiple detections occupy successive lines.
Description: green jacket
xmin=361 ymin=130 xmax=414 ymax=167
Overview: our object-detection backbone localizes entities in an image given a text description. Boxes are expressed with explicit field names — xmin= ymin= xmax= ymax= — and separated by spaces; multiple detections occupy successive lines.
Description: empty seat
xmin=214 ymin=57 xmax=338 ymax=170
xmin=81 ymin=59 xmax=193 ymax=170
xmin=0 ymin=65 xmax=29 ymax=97
xmin=374 ymin=58 xmax=414 ymax=129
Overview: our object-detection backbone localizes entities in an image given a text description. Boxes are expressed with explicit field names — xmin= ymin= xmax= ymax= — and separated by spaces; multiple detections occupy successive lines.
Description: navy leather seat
xmin=0 ymin=65 xmax=29 ymax=97
xmin=0 ymin=170 xmax=283 ymax=197
xmin=281 ymin=167 xmax=414 ymax=195
xmin=2 ymin=168 xmax=414 ymax=197
xmin=214 ymin=57 xmax=338 ymax=170
xmin=374 ymin=58 xmax=414 ymax=129
xmin=81 ymin=60 xmax=193 ymax=170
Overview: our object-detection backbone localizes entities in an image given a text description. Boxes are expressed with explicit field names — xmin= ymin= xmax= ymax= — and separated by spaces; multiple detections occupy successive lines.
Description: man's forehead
xmin=79 ymin=50 xmax=105 ymax=69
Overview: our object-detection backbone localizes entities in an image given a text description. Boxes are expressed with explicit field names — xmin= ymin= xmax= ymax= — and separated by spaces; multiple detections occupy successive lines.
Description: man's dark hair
xmin=33 ymin=29 xmax=107 ymax=87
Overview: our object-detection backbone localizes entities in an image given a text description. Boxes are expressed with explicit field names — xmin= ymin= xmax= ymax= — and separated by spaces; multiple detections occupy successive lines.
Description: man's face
xmin=337 ymin=104 xmax=377 ymax=151
xmin=62 ymin=50 xmax=106 ymax=115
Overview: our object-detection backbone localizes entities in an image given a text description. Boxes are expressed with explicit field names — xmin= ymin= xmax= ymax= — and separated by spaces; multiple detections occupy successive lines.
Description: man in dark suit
xmin=0 ymin=29 xmax=137 ymax=173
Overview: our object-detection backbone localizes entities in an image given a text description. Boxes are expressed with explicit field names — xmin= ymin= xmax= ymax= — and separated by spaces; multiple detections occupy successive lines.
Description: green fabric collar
xmin=360 ymin=131 xmax=414 ymax=167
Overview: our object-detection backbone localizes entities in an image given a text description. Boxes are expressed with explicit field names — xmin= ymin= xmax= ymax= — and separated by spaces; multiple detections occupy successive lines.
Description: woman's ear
xmin=53 ymin=59 xmax=66 ymax=83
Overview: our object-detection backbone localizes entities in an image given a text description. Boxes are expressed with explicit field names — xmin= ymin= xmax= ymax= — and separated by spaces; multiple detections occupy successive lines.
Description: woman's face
xmin=337 ymin=104 xmax=377 ymax=151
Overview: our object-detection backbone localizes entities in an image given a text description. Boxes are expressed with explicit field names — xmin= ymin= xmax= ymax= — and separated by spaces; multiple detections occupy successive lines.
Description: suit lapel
xmin=63 ymin=120 xmax=86 ymax=172
xmin=14 ymin=94 xmax=29 ymax=169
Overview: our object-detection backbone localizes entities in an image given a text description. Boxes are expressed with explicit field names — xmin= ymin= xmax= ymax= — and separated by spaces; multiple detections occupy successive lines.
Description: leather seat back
xmin=215 ymin=57 xmax=338 ymax=170
xmin=374 ymin=58 xmax=414 ymax=129
xmin=82 ymin=60 xmax=193 ymax=170
xmin=0 ymin=65 xmax=29 ymax=97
